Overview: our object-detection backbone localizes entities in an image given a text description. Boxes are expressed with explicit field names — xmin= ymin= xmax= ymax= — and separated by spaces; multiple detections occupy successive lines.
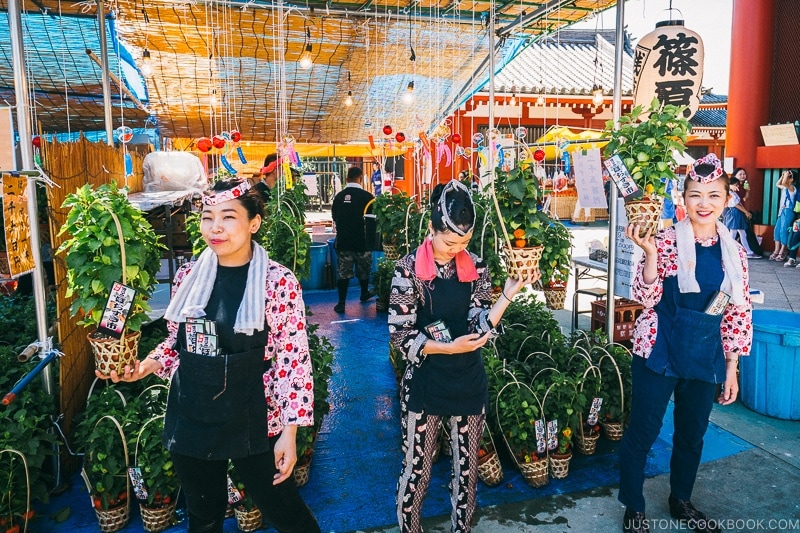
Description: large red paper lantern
xmin=197 ymin=137 xmax=213 ymax=153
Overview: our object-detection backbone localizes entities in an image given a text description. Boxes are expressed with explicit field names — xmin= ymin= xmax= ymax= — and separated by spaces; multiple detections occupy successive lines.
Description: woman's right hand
xmin=95 ymin=357 xmax=162 ymax=383
xmin=625 ymin=223 xmax=657 ymax=255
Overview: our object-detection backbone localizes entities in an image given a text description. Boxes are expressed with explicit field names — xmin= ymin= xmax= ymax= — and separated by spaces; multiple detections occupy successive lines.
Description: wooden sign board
xmin=760 ymin=124 xmax=799 ymax=147
xmin=2 ymin=174 xmax=35 ymax=277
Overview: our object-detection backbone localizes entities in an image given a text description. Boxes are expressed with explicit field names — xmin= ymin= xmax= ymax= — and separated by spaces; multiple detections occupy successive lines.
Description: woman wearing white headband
xmin=389 ymin=180 xmax=536 ymax=533
xmin=618 ymin=154 xmax=752 ymax=533
xmin=97 ymin=179 xmax=321 ymax=533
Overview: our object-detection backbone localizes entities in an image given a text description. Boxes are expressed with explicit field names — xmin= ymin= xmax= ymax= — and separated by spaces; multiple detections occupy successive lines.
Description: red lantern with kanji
xmin=451 ymin=133 xmax=461 ymax=144
xmin=382 ymin=125 xmax=393 ymax=136
xmin=533 ymin=149 xmax=546 ymax=162
xmin=197 ymin=137 xmax=213 ymax=153
xmin=231 ymin=130 xmax=242 ymax=143
xmin=32 ymin=136 xmax=41 ymax=148
xmin=395 ymin=132 xmax=406 ymax=143
xmin=212 ymin=135 xmax=226 ymax=149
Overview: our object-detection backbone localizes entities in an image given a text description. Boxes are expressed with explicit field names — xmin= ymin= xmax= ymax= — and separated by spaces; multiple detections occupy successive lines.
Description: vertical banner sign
xmin=632 ymin=20 xmax=704 ymax=119
xmin=572 ymin=149 xmax=609 ymax=209
xmin=2 ymin=174 xmax=35 ymax=277
xmin=613 ymin=198 xmax=644 ymax=299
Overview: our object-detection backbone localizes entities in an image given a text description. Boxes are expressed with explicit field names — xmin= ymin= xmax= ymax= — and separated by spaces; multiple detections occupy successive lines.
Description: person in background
xmin=782 ymin=213 xmax=800 ymax=268
xmin=254 ymin=153 xmax=279 ymax=202
xmin=389 ymin=180 xmax=534 ymax=533
xmin=331 ymin=166 xmax=375 ymax=313
xmin=769 ymin=170 xmax=798 ymax=261
xmin=732 ymin=168 xmax=750 ymax=206
xmin=97 ymin=179 xmax=321 ymax=533
xmin=371 ymin=160 xmax=383 ymax=196
xmin=619 ymin=154 xmax=752 ymax=533
xmin=722 ymin=177 xmax=760 ymax=258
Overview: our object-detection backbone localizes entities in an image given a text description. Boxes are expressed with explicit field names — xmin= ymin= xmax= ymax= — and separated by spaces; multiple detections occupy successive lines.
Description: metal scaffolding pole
xmin=97 ymin=0 xmax=114 ymax=146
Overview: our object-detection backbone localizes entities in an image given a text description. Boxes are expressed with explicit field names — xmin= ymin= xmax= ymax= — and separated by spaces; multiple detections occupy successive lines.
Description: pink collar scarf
xmin=414 ymin=237 xmax=478 ymax=282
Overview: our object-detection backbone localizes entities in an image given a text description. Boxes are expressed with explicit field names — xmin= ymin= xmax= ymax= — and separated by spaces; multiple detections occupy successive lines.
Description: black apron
xmin=163 ymin=262 xmax=271 ymax=460
xmin=406 ymin=268 xmax=487 ymax=415
xmin=646 ymin=242 xmax=727 ymax=384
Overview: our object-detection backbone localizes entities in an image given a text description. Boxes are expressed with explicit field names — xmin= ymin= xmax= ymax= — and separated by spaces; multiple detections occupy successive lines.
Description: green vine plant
xmin=538 ymin=219 xmax=573 ymax=289
xmin=602 ymin=97 xmax=692 ymax=198
xmin=491 ymin=163 xmax=549 ymax=248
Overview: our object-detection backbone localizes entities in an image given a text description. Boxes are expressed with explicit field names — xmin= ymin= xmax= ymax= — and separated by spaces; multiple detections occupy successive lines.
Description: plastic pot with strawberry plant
xmin=58 ymin=183 xmax=164 ymax=376
xmin=537 ymin=219 xmax=572 ymax=310
xmin=602 ymin=97 xmax=691 ymax=237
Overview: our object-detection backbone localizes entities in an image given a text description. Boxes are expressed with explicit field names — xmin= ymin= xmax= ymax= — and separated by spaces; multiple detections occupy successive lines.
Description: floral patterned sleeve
xmin=388 ymin=255 xmax=428 ymax=366
xmin=264 ymin=262 xmax=314 ymax=436
xmin=721 ymin=247 xmax=753 ymax=356
xmin=147 ymin=263 xmax=193 ymax=380
xmin=631 ymin=228 xmax=675 ymax=359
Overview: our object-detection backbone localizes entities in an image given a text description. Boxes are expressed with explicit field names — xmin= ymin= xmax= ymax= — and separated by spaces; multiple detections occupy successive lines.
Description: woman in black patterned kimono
xmin=388 ymin=180 xmax=536 ymax=533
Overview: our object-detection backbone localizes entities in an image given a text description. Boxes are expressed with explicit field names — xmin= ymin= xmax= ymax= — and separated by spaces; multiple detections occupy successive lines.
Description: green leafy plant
xmin=492 ymin=164 xmax=549 ymax=248
xmin=132 ymin=415 xmax=179 ymax=508
xmin=261 ymin=183 xmax=312 ymax=281
xmin=373 ymin=257 xmax=396 ymax=313
xmin=373 ymin=192 xmax=416 ymax=252
xmin=538 ymin=219 xmax=573 ymax=288
xmin=470 ymin=190 xmax=507 ymax=291
xmin=495 ymin=383 xmax=543 ymax=464
xmin=58 ymin=183 xmax=164 ymax=332
xmin=602 ymin=97 xmax=692 ymax=198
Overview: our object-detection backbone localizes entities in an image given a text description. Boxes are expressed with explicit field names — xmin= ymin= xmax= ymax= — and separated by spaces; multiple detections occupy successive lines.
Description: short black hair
xmin=211 ymin=179 xmax=265 ymax=220
xmin=430 ymin=183 xmax=475 ymax=234
xmin=347 ymin=166 xmax=364 ymax=182
xmin=263 ymin=153 xmax=278 ymax=168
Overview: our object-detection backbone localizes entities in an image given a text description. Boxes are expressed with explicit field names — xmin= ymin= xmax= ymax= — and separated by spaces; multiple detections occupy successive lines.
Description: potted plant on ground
xmin=476 ymin=421 xmax=503 ymax=487
xmin=373 ymin=192 xmax=415 ymax=260
xmin=373 ymin=257 xmax=396 ymax=313
xmin=537 ymin=219 xmax=573 ymax=310
xmin=58 ymin=183 xmax=164 ymax=376
xmin=602 ymin=97 xmax=691 ymax=237
xmin=495 ymin=381 xmax=548 ymax=488
xmin=227 ymin=464 xmax=262 ymax=532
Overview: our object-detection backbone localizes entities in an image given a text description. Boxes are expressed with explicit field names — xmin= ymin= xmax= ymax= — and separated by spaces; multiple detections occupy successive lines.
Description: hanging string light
xmin=403 ymin=18 xmax=416 ymax=105
xmin=344 ymin=71 xmax=353 ymax=106
xmin=509 ymin=84 xmax=517 ymax=106
xmin=299 ymin=25 xmax=313 ymax=69
xmin=402 ymin=80 xmax=415 ymax=105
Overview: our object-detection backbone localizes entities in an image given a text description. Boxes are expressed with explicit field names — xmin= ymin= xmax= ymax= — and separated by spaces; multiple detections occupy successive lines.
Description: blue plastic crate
xmin=740 ymin=310 xmax=800 ymax=420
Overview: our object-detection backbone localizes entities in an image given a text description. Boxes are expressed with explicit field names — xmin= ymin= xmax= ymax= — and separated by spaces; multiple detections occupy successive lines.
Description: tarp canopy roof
xmin=0 ymin=0 xmax=616 ymax=145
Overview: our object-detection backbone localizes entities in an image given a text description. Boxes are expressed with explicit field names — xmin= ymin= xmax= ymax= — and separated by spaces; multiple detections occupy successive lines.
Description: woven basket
xmin=548 ymin=453 xmax=572 ymax=479
xmin=574 ymin=432 xmax=600 ymax=455
xmin=503 ymin=245 xmax=544 ymax=281
xmin=89 ymin=330 xmax=142 ymax=376
xmin=550 ymin=195 xmax=578 ymax=220
xmin=543 ymin=287 xmax=567 ymax=310
xmin=519 ymin=458 xmax=549 ymax=488
xmin=602 ymin=422 xmax=624 ymax=441
xmin=382 ymin=244 xmax=401 ymax=261
xmin=234 ymin=506 xmax=263 ymax=532
xmin=140 ymin=500 xmax=178 ymax=533
xmin=95 ymin=504 xmax=130 ymax=533
xmin=477 ymin=449 xmax=503 ymax=486
xmin=625 ymin=198 xmax=663 ymax=237
xmin=294 ymin=460 xmax=311 ymax=487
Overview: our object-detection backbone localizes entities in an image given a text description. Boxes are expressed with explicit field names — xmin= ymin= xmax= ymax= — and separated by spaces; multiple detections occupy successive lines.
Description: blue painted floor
xmin=37 ymin=289 xmax=752 ymax=532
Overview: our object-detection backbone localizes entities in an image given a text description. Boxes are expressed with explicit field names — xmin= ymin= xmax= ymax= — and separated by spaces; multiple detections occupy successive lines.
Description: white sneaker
xmin=784 ymin=258 xmax=797 ymax=267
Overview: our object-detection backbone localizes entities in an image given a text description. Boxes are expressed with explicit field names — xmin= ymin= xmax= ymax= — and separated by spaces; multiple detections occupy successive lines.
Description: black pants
xmin=171 ymin=441 xmax=321 ymax=533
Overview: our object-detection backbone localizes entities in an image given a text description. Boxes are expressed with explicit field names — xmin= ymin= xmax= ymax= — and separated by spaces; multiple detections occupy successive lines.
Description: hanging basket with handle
xmin=575 ymin=365 xmax=603 ymax=456
xmin=476 ymin=420 xmax=503 ymax=487
xmin=134 ymin=414 xmax=180 ymax=533
xmin=595 ymin=345 xmax=628 ymax=441
xmin=495 ymin=380 xmax=549 ymax=488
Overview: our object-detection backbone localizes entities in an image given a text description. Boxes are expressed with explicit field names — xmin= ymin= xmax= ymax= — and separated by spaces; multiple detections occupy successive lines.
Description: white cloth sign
xmin=614 ymin=198 xmax=644 ymax=299
xmin=572 ymin=149 xmax=608 ymax=209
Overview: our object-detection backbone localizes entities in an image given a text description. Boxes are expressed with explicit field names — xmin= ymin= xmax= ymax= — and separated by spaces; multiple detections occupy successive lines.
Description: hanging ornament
xmin=533 ymin=149 xmax=546 ymax=162
xmin=32 ymin=136 xmax=41 ymax=148
xmin=515 ymin=126 xmax=528 ymax=140
xmin=472 ymin=132 xmax=484 ymax=146
xmin=451 ymin=133 xmax=462 ymax=144
xmin=197 ymin=137 xmax=213 ymax=153
xmin=231 ymin=130 xmax=242 ymax=143
xmin=115 ymin=126 xmax=133 ymax=144
xmin=395 ymin=132 xmax=406 ymax=143
xmin=212 ymin=135 xmax=226 ymax=149
xmin=382 ymin=125 xmax=393 ymax=136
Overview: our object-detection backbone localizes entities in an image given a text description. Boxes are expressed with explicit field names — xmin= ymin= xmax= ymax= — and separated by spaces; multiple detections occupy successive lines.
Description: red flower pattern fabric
xmin=148 ymin=260 xmax=314 ymax=437
xmin=631 ymin=226 xmax=752 ymax=359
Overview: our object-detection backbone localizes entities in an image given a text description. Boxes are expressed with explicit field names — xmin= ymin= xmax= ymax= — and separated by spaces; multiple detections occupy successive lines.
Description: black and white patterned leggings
xmin=397 ymin=410 xmax=485 ymax=533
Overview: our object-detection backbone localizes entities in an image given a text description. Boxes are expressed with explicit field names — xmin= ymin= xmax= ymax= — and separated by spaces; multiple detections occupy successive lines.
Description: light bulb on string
xmin=210 ymin=90 xmax=218 ymax=107
xmin=536 ymin=91 xmax=545 ymax=106
xmin=402 ymin=80 xmax=415 ymax=105
xmin=592 ymin=84 xmax=604 ymax=106
xmin=344 ymin=91 xmax=353 ymax=107
xmin=140 ymin=49 xmax=152 ymax=77
xmin=299 ymin=27 xmax=313 ymax=69
xmin=509 ymin=84 xmax=517 ymax=106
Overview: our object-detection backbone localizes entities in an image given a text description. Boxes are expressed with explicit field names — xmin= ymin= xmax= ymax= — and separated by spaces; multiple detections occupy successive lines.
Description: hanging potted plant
xmin=602 ymin=97 xmax=691 ymax=237
xmin=58 ymin=183 xmax=164 ymax=376
xmin=469 ymin=190 xmax=507 ymax=303
xmin=373 ymin=192 xmax=415 ymax=260
xmin=491 ymin=163 xmax=550 ymax=281
xmin=132 ymin=414 xmax=180 ymax=533
xmin=537 ymin=219 xmax=573 ymax=310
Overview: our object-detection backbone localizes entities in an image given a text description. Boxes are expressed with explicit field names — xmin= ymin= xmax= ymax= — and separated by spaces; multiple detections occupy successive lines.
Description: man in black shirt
xmin=253 ymin=153 xmax=279 ymax=202
xmin=331 ymin=166 xmax=374 ymax=313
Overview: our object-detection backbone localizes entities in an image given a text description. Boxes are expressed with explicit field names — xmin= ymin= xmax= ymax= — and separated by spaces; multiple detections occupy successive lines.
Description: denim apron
xmin=406 ymin=272 xmax=487 ymax=415
xmin=646 ymin=242 xmax=727 ymax=384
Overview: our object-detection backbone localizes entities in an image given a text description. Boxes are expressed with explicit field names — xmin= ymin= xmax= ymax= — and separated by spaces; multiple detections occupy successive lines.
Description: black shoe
xmin=333 ymin=302 xmax=345 ymax=313
xmin=359 ymin=291 xmax=374 ymax=302
xmin=622 ymin=508 xmax=649 ymax=533
xmin=668 ymin=496 xmax=720 ymax=532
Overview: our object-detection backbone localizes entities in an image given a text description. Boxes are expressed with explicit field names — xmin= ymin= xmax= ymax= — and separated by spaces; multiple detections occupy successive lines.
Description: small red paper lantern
xmin=212 ymin=135 xmax=226 ymax=149
xmin=32 ymin=136 xmax=41 ymax=148
xmin=231 ymin=130 xmax=242 ymax=143
xmin=197 ymin=137 xmax=213 ymax=153
xmin=451 ymin=133 xmax=461 ymax=144
xmin=533 ymin=149 xmax=546 ymax=162
xmin=395 ymin=132 xmax=406 ymax=143
xmin=382 ymin=125 xmax=393 ymax=136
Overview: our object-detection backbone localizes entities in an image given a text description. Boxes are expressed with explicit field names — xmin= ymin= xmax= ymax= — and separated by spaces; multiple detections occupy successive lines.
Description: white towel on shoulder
xmin=674 ymin=217 xmax=747 ymax=307
xmin=164 ymin=243 xmax=268 ymax=335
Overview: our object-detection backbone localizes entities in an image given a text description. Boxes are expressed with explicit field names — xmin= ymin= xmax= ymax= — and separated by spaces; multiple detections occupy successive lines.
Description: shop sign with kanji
xmin=2 ymin=174 xmax=36 ymax=277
